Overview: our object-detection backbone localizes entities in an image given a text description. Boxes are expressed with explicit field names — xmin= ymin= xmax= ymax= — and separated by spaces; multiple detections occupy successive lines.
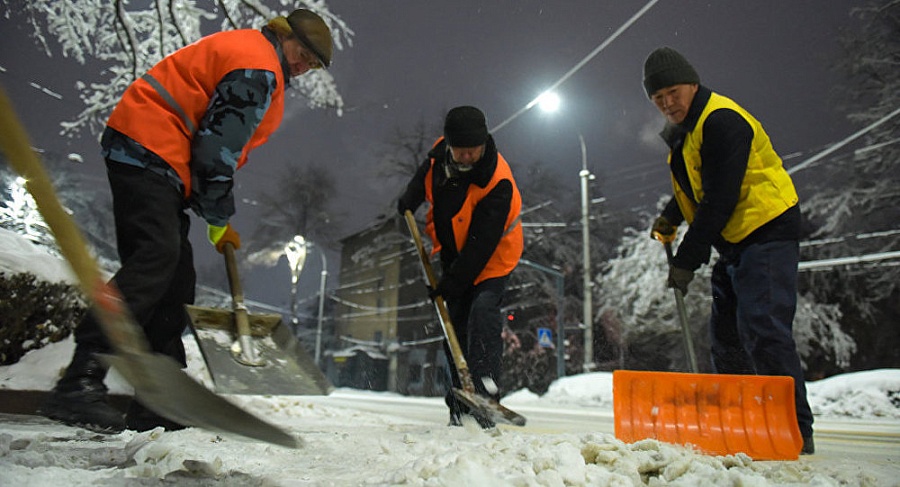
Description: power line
xmin=788 ymin=106 xmax=900 ymax=175
xmin=490 ymin=0 xmax=660 ymax=134
xmin=799 ymin=250 xmax=900 ymax=271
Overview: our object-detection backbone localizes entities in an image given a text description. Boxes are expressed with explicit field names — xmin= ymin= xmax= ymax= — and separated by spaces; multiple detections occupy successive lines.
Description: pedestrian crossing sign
xmin=537 ymin=327 xmax=553 ymax=348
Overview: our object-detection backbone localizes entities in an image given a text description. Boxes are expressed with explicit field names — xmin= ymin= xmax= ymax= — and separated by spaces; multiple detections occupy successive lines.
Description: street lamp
xmin=313 ymin=244 xmax=327 ymax=366
xmin=284 ymin=235 xmax=328 ymax=366
xmin=538 ymin=92 xmax=595 ymax=372
xmin=578 ymin=135 xmax=596 ymax=372
xmin=284 ymin=235 xmax=308 ymax=328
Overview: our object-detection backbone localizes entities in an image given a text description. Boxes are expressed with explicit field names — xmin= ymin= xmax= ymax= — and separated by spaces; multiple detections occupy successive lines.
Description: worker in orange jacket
xmin=41 ymin=9 xmax=333 ymax=434
xmin=398 ymin=106 xmax=523 ymax=428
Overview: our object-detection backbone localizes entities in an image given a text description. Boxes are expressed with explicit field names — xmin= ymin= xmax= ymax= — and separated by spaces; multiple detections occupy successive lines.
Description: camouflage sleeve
xmin=189 ymin=69 xmax=276 ymax=226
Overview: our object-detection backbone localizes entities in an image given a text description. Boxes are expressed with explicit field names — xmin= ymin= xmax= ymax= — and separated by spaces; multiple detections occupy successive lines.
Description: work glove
xmin=208 ymin=223 xmax=241 ymax=254
xmin=429 ymin=274 xmax=463 ymax=302
xmin=397 ymin=195 xmax=417 ymax=216
xmin=667 ymin=265 xmax=694 ymax=296
xmin=650 ymin=216 xmax=677 ymax=244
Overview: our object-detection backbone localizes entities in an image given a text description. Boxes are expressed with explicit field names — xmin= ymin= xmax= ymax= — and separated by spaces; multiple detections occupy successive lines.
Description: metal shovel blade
xmin=186 ymin=305 xmax=332 ymax=396
xmin=453 ymin=387 xmax=527 ymax=426
xmin=613 ymin=370 xmax=803 ymax=460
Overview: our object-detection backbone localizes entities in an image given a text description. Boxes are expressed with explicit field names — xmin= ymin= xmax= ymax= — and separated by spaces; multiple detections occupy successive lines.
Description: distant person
xmin=643 ymin=46 xmax=814 ymax=454
xmin=397 ymin=106 xmax=523 ymax=428
xmin=41 ymin=9 xmax=333 ymax=434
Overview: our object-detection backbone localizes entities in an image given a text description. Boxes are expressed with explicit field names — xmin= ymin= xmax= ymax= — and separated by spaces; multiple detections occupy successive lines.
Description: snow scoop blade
xmin=613 ymin=370 xmax=802 ymax=460
xmin=186 ymin=305 xmax=332 ymax=395
xmin=0 ymin=85 xmax=300 ymax=449
xmin=453 ymin=388 xmax=527 ymax=426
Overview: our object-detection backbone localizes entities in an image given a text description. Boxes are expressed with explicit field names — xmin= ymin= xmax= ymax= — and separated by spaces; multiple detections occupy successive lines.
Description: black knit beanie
xmin=642 ymin=47 xmax=700 ymax=97
xmin=444 ymin=106 xmax=489 ymax=147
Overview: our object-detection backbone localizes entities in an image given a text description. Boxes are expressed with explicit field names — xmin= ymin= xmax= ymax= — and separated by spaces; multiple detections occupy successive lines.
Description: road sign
xmin=537 ymin=328 xmax=553 ymax=348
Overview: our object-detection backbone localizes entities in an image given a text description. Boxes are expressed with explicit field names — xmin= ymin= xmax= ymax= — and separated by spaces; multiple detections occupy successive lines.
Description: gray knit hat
xmin=642 ymin=47 xmax=700 ymax=97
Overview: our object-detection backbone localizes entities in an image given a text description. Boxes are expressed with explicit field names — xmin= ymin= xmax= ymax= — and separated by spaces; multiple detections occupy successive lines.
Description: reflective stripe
xmin=503 ymin=214 xmax=522 ymax=237
xmin=141 ymin=73 xmax=196 ymax=134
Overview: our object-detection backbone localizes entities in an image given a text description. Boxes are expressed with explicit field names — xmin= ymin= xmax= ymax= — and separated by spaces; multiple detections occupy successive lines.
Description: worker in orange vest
xmin=41 ymin=9 xmax=333 ymax=434
xmin=398 ymin=106 xmax=524 ymax=428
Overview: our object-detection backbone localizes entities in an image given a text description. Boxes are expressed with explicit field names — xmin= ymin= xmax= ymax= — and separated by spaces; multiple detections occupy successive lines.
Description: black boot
xmin=39 ymin=352 xmax=125 ymax=434
xmin=126 ymin=400 xmax=186 ymax=432
xmin=801 ymin=436 xmax=815 ymax=455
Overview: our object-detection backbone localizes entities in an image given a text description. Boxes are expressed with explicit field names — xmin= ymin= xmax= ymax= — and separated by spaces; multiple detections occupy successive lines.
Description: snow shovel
xmin=185 ymin=243 xmax=332 ymax=396
xmin=661 ymin=241 xmax=699 ymax=373
xmin=403 ymin=210 xmax=526 ymax=427
xmin=613 ymin=370 xmax=803 ymax=460
xmin=0 ymin=85 xmax=299 ymax=448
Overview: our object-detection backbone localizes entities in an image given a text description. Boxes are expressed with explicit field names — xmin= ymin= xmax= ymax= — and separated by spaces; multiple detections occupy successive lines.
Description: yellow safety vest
xmin=671 ymin=93 xmax=798 ymax=243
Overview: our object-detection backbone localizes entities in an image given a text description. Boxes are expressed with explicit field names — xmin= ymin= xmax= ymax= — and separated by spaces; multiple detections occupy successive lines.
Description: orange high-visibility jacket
xmin=424 ymin=139 xmax=523 ymax=285
xmin=106 ymin=29 xmax=285 ymax=198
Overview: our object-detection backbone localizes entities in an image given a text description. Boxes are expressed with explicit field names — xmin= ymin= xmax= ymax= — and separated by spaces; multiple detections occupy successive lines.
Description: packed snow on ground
xmin=1 ymin=216 xmax=899 ymax=486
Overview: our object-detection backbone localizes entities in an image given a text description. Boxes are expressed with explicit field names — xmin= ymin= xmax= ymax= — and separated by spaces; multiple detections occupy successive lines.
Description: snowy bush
xmin=0 ymin=272 xmax=86 ymax=365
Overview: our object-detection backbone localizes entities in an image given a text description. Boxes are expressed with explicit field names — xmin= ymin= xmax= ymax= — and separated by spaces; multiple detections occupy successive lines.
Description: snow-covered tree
xmin=598 ymin=200 xmax=854 ymax=375
xmin=5 ymin=0 xmax=353 ymax=138
xmin=799 ymin=0 xmax=900 ymax=371
xmin=245 ymin=163 xmax=338 ymax=266
xmin=0 ymin=152 xmax=115 ymax=263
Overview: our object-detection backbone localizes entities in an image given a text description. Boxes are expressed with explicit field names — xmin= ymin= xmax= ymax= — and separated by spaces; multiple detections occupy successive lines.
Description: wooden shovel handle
xmin=403 ymin=211 xmax=475 ymax=393
xmin=223 ymin=243 xmax=253 ymax=340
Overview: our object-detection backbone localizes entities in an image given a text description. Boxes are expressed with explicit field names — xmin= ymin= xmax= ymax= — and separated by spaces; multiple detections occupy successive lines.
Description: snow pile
xmin=807 ymin=369 xmax=900 ymax=419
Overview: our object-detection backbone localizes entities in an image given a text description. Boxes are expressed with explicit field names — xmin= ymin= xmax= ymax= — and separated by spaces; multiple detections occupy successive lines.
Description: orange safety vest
xmin=106 ymin=29 xmax=285 ymax=198
xmin=424 ymin=139 xmax=523 ymax=285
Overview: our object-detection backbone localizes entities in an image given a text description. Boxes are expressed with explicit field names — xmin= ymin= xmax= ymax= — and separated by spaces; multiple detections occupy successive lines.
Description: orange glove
xmin=208 ymin=223 xmax=241 ymax=254
xmin=650 ymin=216 xmax=677 ymax=244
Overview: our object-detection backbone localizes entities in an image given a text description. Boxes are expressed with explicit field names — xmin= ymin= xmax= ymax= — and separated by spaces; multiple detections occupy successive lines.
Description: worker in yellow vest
xmin=643 ymin=47 xmax=814 ymax=455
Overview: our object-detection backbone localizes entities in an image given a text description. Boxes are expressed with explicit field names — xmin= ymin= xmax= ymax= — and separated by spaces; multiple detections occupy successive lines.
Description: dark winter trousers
xmin=708 ymin=239 xmax=814 ymax=437
xmin=443 ymin=276 xmax=508 ymax=415
xmin=68 ymin=161 xmax=195 ymax=377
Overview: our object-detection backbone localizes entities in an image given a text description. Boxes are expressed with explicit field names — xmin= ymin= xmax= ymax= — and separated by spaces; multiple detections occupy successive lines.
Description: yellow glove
xmin=208 ymin=223 xmax=241 ymax=254
xmin=650 ymin=216 xmax=677 ymax=244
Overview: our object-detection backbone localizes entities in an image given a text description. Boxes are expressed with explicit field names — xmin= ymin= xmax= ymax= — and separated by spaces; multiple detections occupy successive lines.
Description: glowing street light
xmin=284 ymin=235 xmax=328 ymax=366
xmin=537 ymin=91 xmax=596 ymax=372
xmin=536 ymin=91 xmax=561 ymax=113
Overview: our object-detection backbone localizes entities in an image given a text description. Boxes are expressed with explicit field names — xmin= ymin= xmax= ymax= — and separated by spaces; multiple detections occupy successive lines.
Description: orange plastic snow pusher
xmin=613 ymin=370 xmax=803 ymax=460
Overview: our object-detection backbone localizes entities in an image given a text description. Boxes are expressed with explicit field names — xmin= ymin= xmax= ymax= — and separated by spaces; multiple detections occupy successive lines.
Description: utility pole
xmin=314 ymin=245 xmax=327 ymax=366
xmin=578 ymin=133 xmax=595 ymax=372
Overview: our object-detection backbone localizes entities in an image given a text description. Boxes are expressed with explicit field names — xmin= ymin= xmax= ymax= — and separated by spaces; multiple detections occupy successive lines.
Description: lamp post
xmin=313 ymin=244 xmax=327 ymax=366
xmin=578 ymin=135 xmax=595 ymax=372
xmin=537 ymin=90 xmax=595 ymax=372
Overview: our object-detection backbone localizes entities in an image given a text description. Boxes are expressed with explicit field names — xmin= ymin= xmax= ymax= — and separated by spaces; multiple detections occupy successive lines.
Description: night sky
xmin=0 ymin=1 xmax=863 ymax=308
